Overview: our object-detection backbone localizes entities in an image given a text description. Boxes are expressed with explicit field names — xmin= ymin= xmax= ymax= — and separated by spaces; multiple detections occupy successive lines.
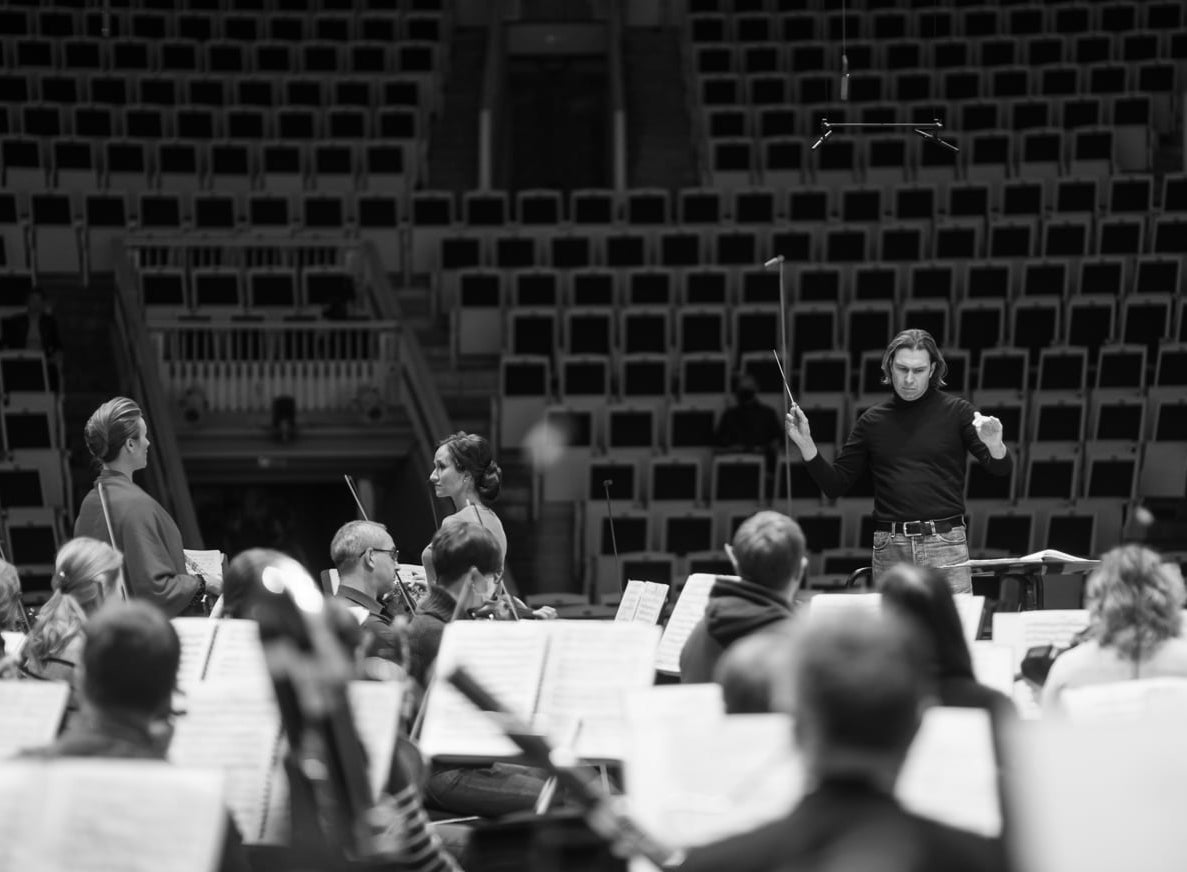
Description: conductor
xmin=784 ymin=330 xmax=1011 ymax=593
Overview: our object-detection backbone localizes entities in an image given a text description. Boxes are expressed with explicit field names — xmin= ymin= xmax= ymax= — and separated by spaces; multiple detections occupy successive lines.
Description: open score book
xmin=419 ymin=620 xmax=661 ymax=763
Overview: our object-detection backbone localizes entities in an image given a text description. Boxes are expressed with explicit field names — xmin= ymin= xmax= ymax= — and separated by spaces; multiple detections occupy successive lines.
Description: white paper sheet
xmin=0 ymin=759 xmax=226 ymax=872
xmin=655 ymin=574 xmax=720 ymax=675
xmin=168 ymin=682 xmax=281 ymax=842
xmin=1011 ymin=718 xmax=1187 ymax=872
xmin=0 ymin=681 xmax=70 ymax=759
xmin=898 ymin=707 xmax=1001 ymax=838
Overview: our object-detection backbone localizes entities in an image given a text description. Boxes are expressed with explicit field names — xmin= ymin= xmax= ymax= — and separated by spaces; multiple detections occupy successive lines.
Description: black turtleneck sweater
xmin=806 ymin=388 xmax=1013 ymax=522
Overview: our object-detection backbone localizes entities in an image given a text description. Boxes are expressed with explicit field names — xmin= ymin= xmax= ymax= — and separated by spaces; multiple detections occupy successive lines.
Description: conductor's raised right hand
xmin=784 ymin=406 xmax=812 ymax=446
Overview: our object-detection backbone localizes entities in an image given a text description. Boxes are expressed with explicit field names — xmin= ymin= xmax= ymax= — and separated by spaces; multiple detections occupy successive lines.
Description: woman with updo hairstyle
xmin=1043 ymin=545 xmax=1187 ymax=712
xmin=74 ymin=396 xmax=221 ymax=617
xmin=421 ymin=431 xmax=507 ymax=584
xmin=13 ymin=538 xmax=122 ymax=695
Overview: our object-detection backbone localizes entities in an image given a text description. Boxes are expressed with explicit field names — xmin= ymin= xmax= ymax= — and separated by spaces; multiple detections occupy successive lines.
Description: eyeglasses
xmin=368 ymin=547 xmax=399 ymax=561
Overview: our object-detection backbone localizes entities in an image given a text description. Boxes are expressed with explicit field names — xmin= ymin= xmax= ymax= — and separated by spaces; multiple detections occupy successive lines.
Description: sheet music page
xmin=0 ymin=681 xmax=70 ymax=758
xmin=1 ymin=631 xmax=25 ymax=658
xmin=534 ymin=622 xmax=661 ymax=761
xmin=347 ymin=680 xmax=404 ymax=800
xmin=992 ymin=611 xmax=1089 ymax=670
xmin=1011 ymin=718 xmax=1187 ymax=872
xmin=168 ymin=682 xmax=281 ymax=843
xmin=970 ymin=641 xmax=1017 ymax=696
xmin=954 ymin=594 xmax=985 ymax=645
xmin=897 ymin=707 xmax=1001 ymax=838
xmin=624 ymin=683 xmax=725 ymax=724
xmin=1021 ymin=610 xmax=1089 ymax=654
xmin=615 ymin=580 xmax=645 ymax=622
xmin=807 ymin=591 xmax=882 ymax=621
xmin=0 ymin=760 xmax=226 ymax=872
xmin=1021 ymin=548 xmax=1095 ymax=564
xmin=623 ymin=712 xmax=803 ymax=862
xmin=202 ymin=619 xmax=270 ymax=686
xmin=655 ymin=574 xmax=720 ymax=675
xmin=633 ymin=582 xmax=670 ymax=626
xmin=184 ymin=549 xmax=225 ymax=583
xmin=1061 ymin=678 xmax=1187 ymax=724
xmin=172 ymin=617 xmax=219 ymax=693
xmin=419 ymin=621 xmax=550 ymax=761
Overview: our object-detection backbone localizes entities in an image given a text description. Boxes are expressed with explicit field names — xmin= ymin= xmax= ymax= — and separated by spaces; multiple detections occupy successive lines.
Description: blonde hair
xmin=0 ymin=560 xmax=23 ymax=632
xmin=1086 ymin=545 xmax=1185 ymax=662
xmin=22 ymin=538 xmax=123 ymax=671
xmin=84 ymin=396 xmax=142 ymax=464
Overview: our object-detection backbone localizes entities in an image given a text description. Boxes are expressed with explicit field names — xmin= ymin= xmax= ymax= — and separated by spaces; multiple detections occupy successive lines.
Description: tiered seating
xmin=0 ymin=1 xmax=449 ymax=275
xmin=474 ymin=0 xmax=1186 ymax=594
xmin=0 ymin=349 xmax=70 ymax=600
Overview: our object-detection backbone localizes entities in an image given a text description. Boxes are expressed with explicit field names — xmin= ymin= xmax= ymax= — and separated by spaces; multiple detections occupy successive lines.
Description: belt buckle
xmin=902 ymin=521 xmax=930 ymax=537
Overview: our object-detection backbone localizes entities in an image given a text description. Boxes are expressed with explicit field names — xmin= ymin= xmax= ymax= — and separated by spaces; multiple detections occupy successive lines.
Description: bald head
xmin=82 ymin=601 xmax=179 ymax=718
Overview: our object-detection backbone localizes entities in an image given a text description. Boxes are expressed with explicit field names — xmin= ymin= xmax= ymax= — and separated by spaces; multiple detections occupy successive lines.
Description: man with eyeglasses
xmin=329 ymin=520 xmax=408 ymax=668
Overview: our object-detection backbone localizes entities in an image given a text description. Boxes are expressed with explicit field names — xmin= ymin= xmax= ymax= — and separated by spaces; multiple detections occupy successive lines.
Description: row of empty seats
xmin=420 ymin=217 xmax=1187 ymax=276
xmin=0 ymin=37 xmax=444 ymax=74
xmin=690 ymin=33 xmax=1185 ymax=74
xmin=1 ymin=105 xmax=426 ymax=142
xmin=685 ymin=3 xmax=1183 ymax=39
xmin=0 ymin=7 xmax=446 ymax=42
xmin=139 ymin=265 xmax=354 ymax=317
xmin=497 ymin=347 xmax=1187 ymax=412
xmin=2 ymin=138 xmax=421 ymax=197
xmin=449 ymin=257 xmax=1185 ymax=308
xmin=409 ymin=176 xmax=1187 ymax=226
xmin=476 ymin=299 xmax=1187 ymax=370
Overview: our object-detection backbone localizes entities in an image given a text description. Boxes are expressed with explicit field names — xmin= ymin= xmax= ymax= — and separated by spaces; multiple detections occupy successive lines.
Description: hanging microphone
xmin=763 ymin=255 xmax=784 ymax=269
xmin=602 ymin=479 xmax=623 ymax=592
xmin=840 ymin=54 xmax=850 ymax=102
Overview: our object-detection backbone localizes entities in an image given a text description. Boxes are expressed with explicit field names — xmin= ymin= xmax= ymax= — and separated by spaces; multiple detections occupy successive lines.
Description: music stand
xmin=942 ymin=552 xmax=1100 ymax=610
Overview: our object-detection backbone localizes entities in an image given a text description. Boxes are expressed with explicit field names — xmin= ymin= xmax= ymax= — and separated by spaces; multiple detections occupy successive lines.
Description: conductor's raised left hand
xmin=972 ymin=411 xmax=1003 ymax=448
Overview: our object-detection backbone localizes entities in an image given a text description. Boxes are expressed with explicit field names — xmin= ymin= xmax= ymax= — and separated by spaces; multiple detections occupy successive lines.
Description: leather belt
xmin=874 ymin=516 xmax=965 ymax=537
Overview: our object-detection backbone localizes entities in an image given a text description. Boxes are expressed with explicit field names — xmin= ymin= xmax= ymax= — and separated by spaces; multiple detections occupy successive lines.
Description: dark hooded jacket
xmin=679 ymin=576 xmax=794 ymax=683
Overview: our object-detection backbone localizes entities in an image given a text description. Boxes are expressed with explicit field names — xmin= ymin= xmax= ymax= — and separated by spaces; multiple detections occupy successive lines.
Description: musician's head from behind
xmin=880 ymin=329 xmax=948 ymax=403
xmin=430 ymin=519 xmax=502 ymax=612
xmin=84 ymin=396 xmax=150 ymax=473
xmin=80 ymin=600 xmax=179 ymax=725
xmin=329 ymin=521 xmax=399 ymax=601
xmin=715 ymin=620 xmax=796 ymax=714
xmin=726 ymin=511 xmax=807 ymax=598
xmin=22 ymin=538 xmax=123 ymax=671
xmin=1085 ymin=544 xmax=1185 ymax=662
xmin=878 ymin=563 xmax=972 ymax=682
xmin=223 ymin=547 xmax=305 ymax=619
xmin=432 ymin=431 xmax=502 ymax=505
xmin=791 ymin=609 xmax=930 ymax=792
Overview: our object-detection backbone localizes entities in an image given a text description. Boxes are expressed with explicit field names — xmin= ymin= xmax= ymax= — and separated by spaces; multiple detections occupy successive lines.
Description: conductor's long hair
xmin=22 ymin=538 xmax=123 ymax=671
xmin=1086 ymin=545 xmax=1185 ymax=662
xmin=880 ymin=329 xmax=948 ymax=389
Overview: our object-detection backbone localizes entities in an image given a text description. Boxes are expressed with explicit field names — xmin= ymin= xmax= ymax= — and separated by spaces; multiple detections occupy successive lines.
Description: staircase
xmin=623 ymin=28 xmax=700 ymax=190
xmin=425 ymin=28 xmax=489 ymax=192
xmin=42 ymin=275 xmax=118 ymax=513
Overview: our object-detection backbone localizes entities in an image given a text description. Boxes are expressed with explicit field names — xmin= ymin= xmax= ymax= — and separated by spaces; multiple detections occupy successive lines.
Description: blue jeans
xmin=871 ymin=525 xmax=972 ymax=594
